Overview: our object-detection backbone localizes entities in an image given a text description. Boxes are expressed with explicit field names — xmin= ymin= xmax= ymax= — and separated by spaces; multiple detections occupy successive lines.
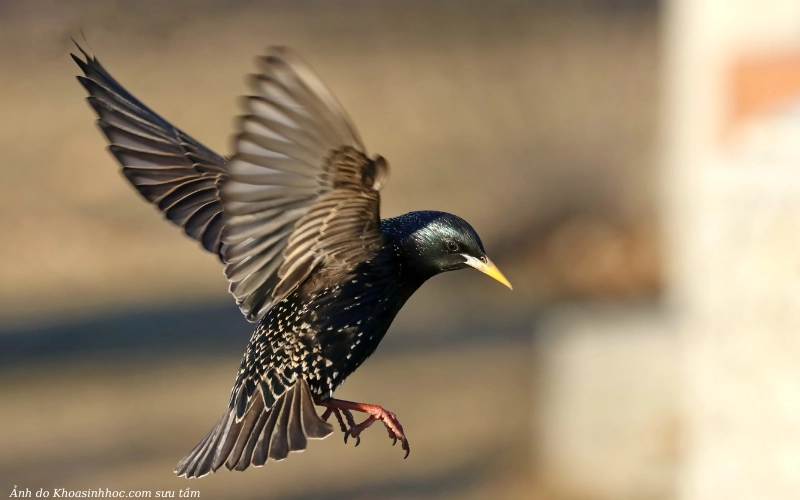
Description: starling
xmin=71 ymin=42 xmax=512 ymax=478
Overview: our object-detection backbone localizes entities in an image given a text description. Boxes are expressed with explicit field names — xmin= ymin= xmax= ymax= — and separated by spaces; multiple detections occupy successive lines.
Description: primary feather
xmin=74 ymin=44 xmax=390 ymax=323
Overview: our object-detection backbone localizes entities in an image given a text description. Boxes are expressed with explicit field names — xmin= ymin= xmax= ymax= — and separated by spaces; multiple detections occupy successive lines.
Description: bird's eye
xmin=445 ymin=240 xmax=459 ymax=252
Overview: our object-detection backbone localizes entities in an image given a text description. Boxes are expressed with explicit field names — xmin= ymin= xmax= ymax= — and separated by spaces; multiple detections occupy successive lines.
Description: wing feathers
xmin=97 ymin=121 xmax=183 ymax=154
xmin=75 ymin=43 xmax=390 ymax=323
xmin=222 ymin=47 xmax=386 ymax=321
xmin=73 ymin=45 xmax=228 ymax=256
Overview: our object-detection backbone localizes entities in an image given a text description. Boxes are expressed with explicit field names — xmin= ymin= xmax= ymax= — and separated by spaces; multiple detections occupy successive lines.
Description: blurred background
xmin=0 ymin=0 xmax=797 ymax=499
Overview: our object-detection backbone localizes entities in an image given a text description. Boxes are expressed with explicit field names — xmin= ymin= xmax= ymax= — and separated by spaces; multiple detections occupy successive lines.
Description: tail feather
xmin=268 ymin=388 xmax=294 ymax=461
xmin=175 ymin=413 xmax=226 ymax=478
xmin=185 ymin=411 xmax=236 ymax=478
xmin=212 ymin=404 xmax=249 ymax=471
xmin=251 ymin=395 xmax=283 ymax=467
xmin=231 ymin=405 xmax=270 ymax=472
xmin=174 ymin=379 xmax=332 ymax=478
xmin=222 ymin=396 xmax=265 ymax=471
xmin=287 ymin=385 xmax=306 ymax=451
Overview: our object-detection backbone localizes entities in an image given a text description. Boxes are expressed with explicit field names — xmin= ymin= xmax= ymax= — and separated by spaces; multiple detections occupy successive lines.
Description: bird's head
xmin=382 ymin=211 xmax=512 ymax=289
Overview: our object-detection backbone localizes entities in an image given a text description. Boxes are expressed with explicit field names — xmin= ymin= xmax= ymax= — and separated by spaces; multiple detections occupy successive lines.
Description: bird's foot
xmin=321 ymin=406 xmax=358 ymax=437
xmin=318 ymin=398 xmax=410 ymax=458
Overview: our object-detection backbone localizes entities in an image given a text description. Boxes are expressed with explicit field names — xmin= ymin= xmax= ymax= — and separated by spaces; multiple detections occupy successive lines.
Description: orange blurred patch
xmin=729 ymin=51 xmax=800 ymax=129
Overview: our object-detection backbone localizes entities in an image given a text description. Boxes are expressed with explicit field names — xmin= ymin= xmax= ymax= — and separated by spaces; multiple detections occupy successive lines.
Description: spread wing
xmin=72 ymin=44 xmax=389 ymax=322
xmin=72 ymin=43 xmax=228 ymax=256
xmin=222 ymin=47 xmax=389 ymax=321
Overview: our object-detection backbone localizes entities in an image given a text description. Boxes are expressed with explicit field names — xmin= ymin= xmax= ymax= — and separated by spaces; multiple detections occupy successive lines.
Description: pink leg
xmin=318 ymin=398 xmax=410 ymax=458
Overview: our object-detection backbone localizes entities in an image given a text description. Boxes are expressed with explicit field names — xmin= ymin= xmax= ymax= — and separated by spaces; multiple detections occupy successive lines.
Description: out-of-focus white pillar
xmin=662 ymin=1 xmax=800 ymax=499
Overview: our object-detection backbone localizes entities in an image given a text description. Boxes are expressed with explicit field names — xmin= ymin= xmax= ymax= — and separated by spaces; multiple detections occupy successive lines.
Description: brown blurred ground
xmin=0 ymin=1 xmax=661 ymax=499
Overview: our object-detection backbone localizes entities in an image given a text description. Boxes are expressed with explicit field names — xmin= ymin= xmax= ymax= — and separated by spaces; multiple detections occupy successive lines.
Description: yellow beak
xmin=462 ymin=255 xmax=513 ymax=290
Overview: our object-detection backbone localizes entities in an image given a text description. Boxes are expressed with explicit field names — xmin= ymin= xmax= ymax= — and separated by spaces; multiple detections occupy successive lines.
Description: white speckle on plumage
xmin=215 ymin=211 xmax=480 ymax=468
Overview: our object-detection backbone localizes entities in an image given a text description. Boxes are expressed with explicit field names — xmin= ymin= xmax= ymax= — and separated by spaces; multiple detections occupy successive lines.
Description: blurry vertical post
xmin=663 ymin=0 xmax=800 ymax=499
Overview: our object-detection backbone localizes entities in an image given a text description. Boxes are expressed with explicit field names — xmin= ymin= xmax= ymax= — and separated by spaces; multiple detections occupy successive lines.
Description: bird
xmin=71 ymin=41 xmax=512 ymax=478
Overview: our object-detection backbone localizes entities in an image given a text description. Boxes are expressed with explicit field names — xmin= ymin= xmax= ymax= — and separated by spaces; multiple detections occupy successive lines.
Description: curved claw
xmin=344 ymin=429 xmax=361 ymax=447
xmin=317 ymin=400 xmax=410 ymax=458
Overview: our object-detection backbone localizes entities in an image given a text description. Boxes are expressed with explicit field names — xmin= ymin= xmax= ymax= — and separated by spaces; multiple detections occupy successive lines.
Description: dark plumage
xmin=71 ymin=42 xmax=511 ymax=478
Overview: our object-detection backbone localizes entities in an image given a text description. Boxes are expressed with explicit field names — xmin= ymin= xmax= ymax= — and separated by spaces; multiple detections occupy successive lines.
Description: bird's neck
xmin=380 ymin=217 xmax=442 ymax=288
